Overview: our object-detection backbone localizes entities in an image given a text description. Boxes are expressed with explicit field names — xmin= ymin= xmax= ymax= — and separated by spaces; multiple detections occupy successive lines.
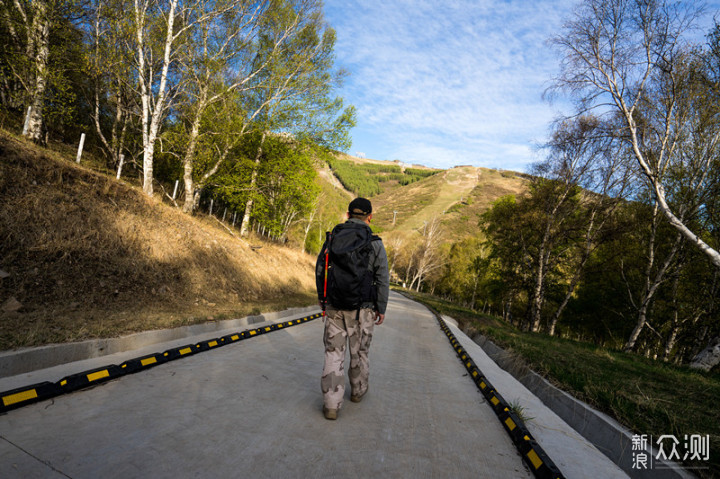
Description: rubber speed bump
xmin=121 ymin=354 xmax=167 ymax=374
xmin=0 ymin=311 xmax=322 ymax=414
xmin=220 ymin=332 xmax=244 ymax=343
xmin=486 ymin=389 xmax=510 ymax=413
xmin=194 ymin=338 xmax=222 ymax=353
xmin=163 ymin=344 xmax=197 ymax=361
xmin=58 ymin=365 xmax=125 ymax=393
xmin=431 ymin=312 xmax=565 ymax=479
xmin=498 ymin=408 xmax=531 ymax=443
xmin=522 ymin=439 xmax=564 ymax=478
xmin=1 ymin=382 xmax=61 ymax=413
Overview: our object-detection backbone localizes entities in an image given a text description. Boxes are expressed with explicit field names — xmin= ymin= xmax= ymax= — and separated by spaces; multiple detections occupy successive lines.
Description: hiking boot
xmin=323 ymin=406 xmax=338 ymax=420
xmin=350 ymin=392 xmax=365 ymax=403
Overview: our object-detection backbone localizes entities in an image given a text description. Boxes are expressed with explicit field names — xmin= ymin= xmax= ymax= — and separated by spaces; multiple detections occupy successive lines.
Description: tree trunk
xmin=530 ymin=244 xmax=549 ymax=333
xmin=470 ymin=275 xmax=478 ymax=311
xmin=625 ymin=300 xmax=651 ymax=352
xmin=24 ymin=0 xmax=51 ymax=143
xmin=302 ymin=198 xmax=319 ymax=252
xmin=548 ymin=210 xmax=600 ymax=336
xmin=626 ymin=117 xmax=720 ymax=268
xmin=623 ymin=203 xmax=681 ymax=352
xmin=136 ymin=0 xmax=178 ymax=197
xmin=529 ymin=268 xmax=544 ymax=332
xmin=239 ymin=132 xmax=267 ymax=236
xmin=181 ymin=95 xmax=207 ymax=213
xmin=549 ymin=271 xmax=582 ymax=336
xmin=663 ymin=326 xmax=679 ymax=362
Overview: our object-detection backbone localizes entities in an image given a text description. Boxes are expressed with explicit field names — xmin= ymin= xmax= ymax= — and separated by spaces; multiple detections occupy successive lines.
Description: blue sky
xmin=323 ymin=0 xmax=720 ymax=172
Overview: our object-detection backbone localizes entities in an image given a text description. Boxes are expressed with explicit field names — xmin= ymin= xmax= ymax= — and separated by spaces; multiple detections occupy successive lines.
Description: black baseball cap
xmin=348 ymin=197 xmax=372 ymax=215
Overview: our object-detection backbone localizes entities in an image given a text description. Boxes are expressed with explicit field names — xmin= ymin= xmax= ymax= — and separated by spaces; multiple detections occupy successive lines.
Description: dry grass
xmin=371 ymin=165 xmax=527 ymax=244
xmin=0 ymin=130 xmax=316 ymax=350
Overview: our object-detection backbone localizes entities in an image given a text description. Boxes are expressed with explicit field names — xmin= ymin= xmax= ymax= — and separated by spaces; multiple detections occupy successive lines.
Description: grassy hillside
xmin=0 ymin=131 xmax=316 ymax=350
xmin=326 ymin=154 xmax=439 ymax=198
xmin=0 ymin=134 xmax=529 ymax=351
xmin=319 ymin=153 xmax=528 ymax=243
xmin=370 ymin=165 xmax=527 ymax=241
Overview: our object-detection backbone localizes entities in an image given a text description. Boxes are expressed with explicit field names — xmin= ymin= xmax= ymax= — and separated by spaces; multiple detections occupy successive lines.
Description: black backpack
xmin=324 ymin=222 xmax=380 ymax=310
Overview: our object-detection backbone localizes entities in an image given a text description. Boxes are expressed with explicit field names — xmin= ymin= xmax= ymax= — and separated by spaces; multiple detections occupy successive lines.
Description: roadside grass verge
xmin=398 ymin=287 xmax=720 ymax=477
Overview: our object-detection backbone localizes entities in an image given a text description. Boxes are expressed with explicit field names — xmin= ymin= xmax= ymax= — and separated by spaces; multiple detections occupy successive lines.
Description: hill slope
xmin=0 ymin=131 xmax=316 ymax=350
xmin=318 ymin=154 xmax=528 ymax=243
xmin=0 ymin=133 xmax=530 ymax=350
xmin=372 ymin=165 xmax=526 ymax=236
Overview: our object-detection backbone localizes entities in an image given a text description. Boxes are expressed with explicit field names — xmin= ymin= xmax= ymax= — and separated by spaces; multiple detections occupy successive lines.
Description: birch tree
xmin=16 ymin=0 xmax=52 ymax=142
xmin=88 ymin=0 xmax=137 ymax=169
xmin=131 ymin=0 xmax=227 ymax=196
xmin=541 ymin=115 xmax=632 ymax=336
xmin=236 ymin=0 xmax=353 ymax=235
xmin=176 ymin=0 xmax=272 ymax=213
xmin=407 ymin=216 xmax=444 ymax=292
xmin=550 ymin=0 xmax=720 ymax=268
xmin=622 ymin=201 xmax=683 ymax=351
xmin=251 ymin=135 xmax=319 ymax=241
xmin=482 ymin=195 xmax=532 ymax=327
xmin=0 ymin=0 xmax=80 ymax=143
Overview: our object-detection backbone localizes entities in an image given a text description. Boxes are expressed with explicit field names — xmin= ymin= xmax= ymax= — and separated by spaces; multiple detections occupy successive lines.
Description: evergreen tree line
xmin=327 ymin=157 xmax=438 ymax=197
xmin=0 ymin=0 xmax=355 ymax=239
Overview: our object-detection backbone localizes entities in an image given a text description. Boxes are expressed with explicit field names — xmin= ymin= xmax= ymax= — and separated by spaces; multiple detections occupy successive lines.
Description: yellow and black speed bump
xmin=121 ymin=353 xmax=167 ymax=374
xmin=58 ymin=365 xmax=126 ymax=393
xmin=1 ymin=382 xmax=62 ymax=411
xmin=0 ymin=312 xmax=322 ymax=414
xmin=498 ymin=407 xmax=532 ymax=443
xmin=433 ymin=312 xmax=565 ymax=479
xmin=163 ymin=344 xmax=198 ymax=361
xmin=220 ymin=332 xmax=246 ymax=344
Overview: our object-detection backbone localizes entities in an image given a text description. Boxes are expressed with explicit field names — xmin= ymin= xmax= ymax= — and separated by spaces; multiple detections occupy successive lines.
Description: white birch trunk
xmin=24 ymin=0 xmax=50 ymax=143
xmin=135 ymin=0 xmax=178 ymax=197
xmin=239 ymin=132 xmax=267 ymax=236
xmin=624 ymin=232 xmax=682 ymax=352
xmin=626 ymin=123 xmax=720 ymax=269
xmin=181 ymin=92 xmax=207 ymax=213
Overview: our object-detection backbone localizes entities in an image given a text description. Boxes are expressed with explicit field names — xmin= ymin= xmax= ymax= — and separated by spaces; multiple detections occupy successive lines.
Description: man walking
xmin=316 ymin=197 xmax=390 ymax=420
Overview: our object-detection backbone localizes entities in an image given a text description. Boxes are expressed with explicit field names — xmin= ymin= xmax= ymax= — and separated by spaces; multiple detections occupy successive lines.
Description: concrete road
xmin=0 ymin=292 xmax=533 ymax=478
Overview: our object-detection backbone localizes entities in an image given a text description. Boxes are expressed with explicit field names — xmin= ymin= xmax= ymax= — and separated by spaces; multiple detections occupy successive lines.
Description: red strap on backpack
xmin=322 ymin=231 xmax=331 ymax=315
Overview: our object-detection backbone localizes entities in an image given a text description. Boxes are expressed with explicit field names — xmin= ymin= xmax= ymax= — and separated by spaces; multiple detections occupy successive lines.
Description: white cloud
xmin=325 ymin=0 xmax=720 ymax=170
xmin=324 ymin=0 xmax=577 ymax=170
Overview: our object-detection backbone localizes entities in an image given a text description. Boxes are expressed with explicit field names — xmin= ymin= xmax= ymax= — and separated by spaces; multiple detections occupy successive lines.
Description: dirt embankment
xmin=0 ymin=131 xmax=316 ymax=350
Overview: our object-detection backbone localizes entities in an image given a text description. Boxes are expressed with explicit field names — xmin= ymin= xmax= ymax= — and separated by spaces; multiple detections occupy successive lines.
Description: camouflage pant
xmin=321 ymin=307 xmax=375 ymax=410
